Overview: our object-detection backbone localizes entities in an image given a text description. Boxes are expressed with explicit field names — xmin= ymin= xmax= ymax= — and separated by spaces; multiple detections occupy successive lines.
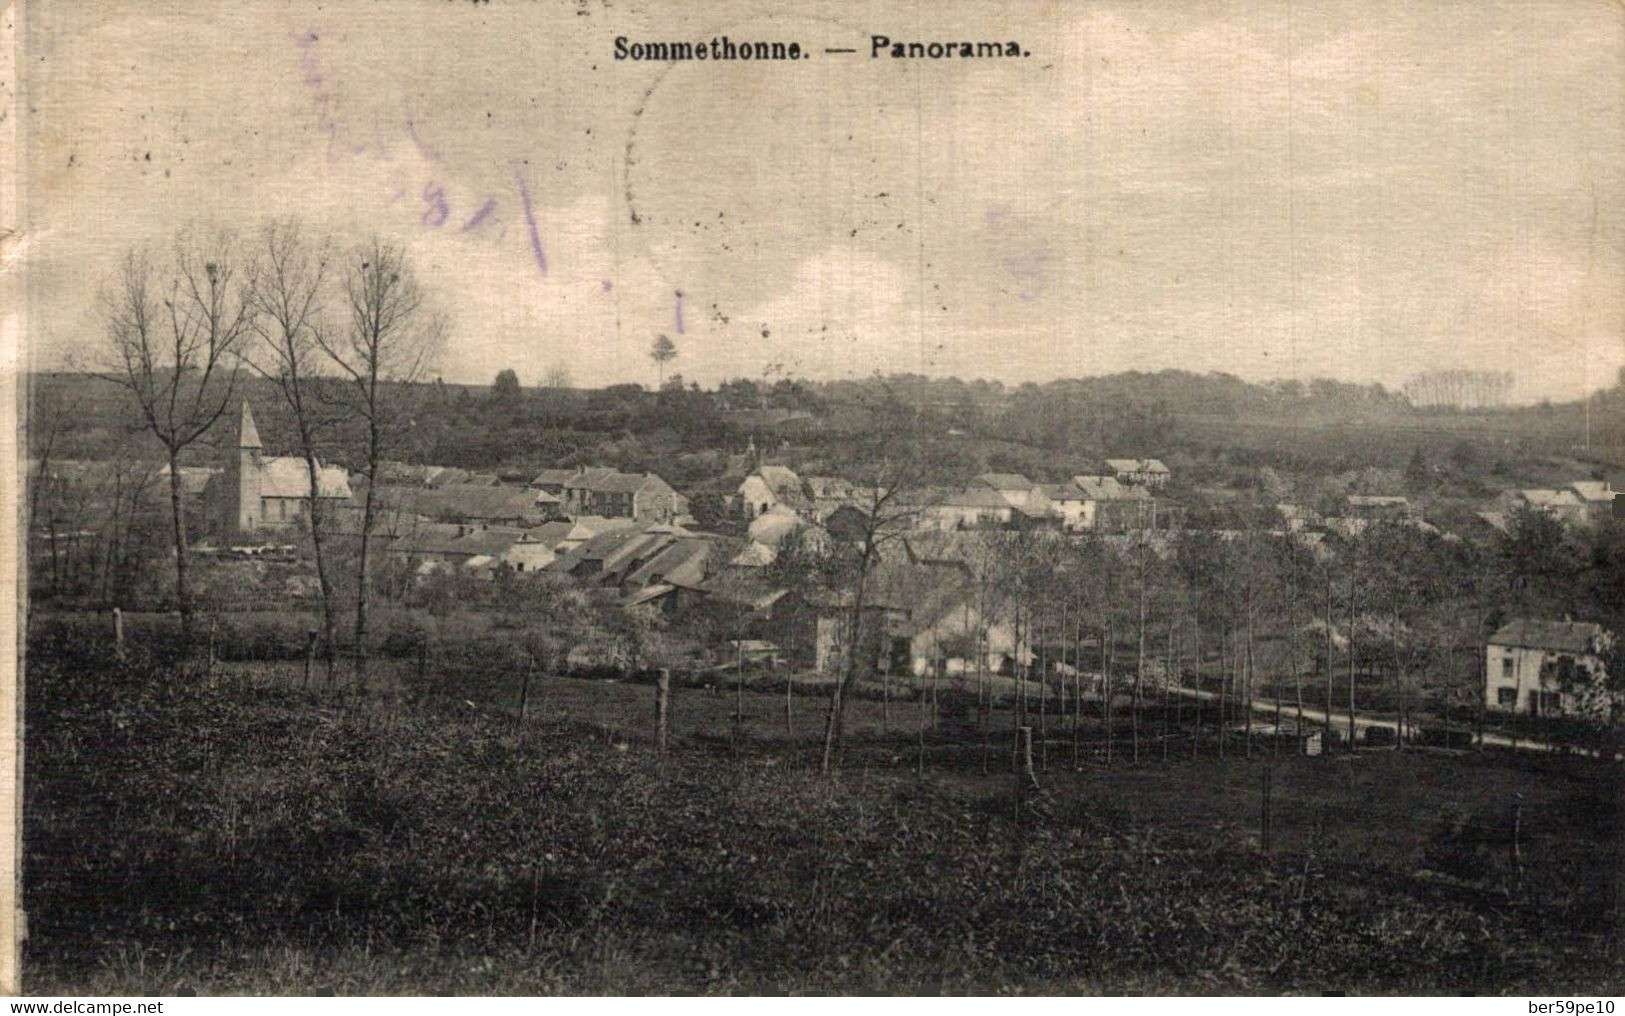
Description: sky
xmin=19 ymin=0 xmax=1625 ymax=402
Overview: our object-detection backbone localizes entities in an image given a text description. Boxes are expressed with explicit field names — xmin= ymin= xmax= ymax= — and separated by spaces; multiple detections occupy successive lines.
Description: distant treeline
xmin=1403 ymin=369 xmax=1517 ymax=409
xmin=25 ymin=366 xmax=1620 ymax=489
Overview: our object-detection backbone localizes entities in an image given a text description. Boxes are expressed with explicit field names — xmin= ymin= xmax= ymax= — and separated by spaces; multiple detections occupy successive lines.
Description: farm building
xmin=1484 ymin=618 xmax=1615 ymax=719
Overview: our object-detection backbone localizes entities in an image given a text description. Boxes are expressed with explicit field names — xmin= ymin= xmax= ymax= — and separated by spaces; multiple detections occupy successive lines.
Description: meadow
xmin=22 ymin=629 xmax=1625 ymax=995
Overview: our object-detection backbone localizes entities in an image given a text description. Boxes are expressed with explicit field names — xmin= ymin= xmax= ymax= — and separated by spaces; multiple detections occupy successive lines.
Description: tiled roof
xmin=1106 ymin=458 xmax=1168 ymax=474
xmin=939 ymin=487 xmax=1014 ymax=508
xmin=1489 ymin=618 xmax=1606 ymax=654
xmin=531 ymin=468 xmax=580 ymax=487
xmin=1518 ymin=489 xmax=1582 ymax=509
xmin=975 ymin=473 xmax=1033 ymax=491
xmin=1071 ymin=475 xmax=1146 ymax=500
xmin=1569 ymin=480 xmax=1612 ymax=503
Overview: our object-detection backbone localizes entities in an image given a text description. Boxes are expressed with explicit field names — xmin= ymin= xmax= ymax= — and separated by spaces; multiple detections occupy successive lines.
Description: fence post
xmin=515 ymin=653 xmax=535 ymax=735
xmin=207 ymin=617 xmax=218 ymax=682
xmin=784 ymin=668 xmax=793 ymax=737
xmin=1509 ymin=795 xmax=1524 ymax=897
xmin=303 ymin=629 xmax=317 ymax=690
xmin=656 ymin=668 xmax=672 ymax=755
xmin=1260 ymin=761 xmax=1274 ymax=856
xmin=112 ymin=607 xmax=126 ymax=663
xmin=1016 ymin=725 xmax=1039 ymax=815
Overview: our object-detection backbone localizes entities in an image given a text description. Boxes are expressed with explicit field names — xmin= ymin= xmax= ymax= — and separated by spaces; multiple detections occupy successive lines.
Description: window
xmin=1497 ymin=687 xmax=1518 ymax=707
xmin=1502 ymin=656 xmax=1515 ymax=679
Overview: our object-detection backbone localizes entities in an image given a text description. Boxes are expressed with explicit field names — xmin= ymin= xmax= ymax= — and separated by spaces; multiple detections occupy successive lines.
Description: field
xmin=22 ymin=632 xmax=1625 ymax=996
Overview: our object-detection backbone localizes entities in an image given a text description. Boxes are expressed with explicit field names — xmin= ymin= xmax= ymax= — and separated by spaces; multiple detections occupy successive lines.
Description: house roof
xmin=568 ymin=515 xmax=640 ymax=539
xmin=523 ymin=521 xmax=576 ymax=549
xmin=747 ymin=509 xmax=804 ymax=547
xmin=1071 ymin=475 xmax=1146 ymax=500
xmin=1569 ymin=480 xmax=1613 ymax=503
xmin=975 ymin=472 xmax=1033 ymax=491
xmin=1106 ymin=458 xmax=1168 ymax=474
xmin=1488 ymin=619 xmax=1606 ymax=654
xmin=1037 ymin=483 xmax=1084 ymax=501
xmin=1518 ymin=489 xmax=1583 ymax=509
xmin=378 ymin=483 xmax=545 ymax=521
xmin=161 ymin=464 xmax=220 ymax=496
xmin=806 ymin=476 xmax=854 ymax=499
xmin=755 ymin=464 xmax=801 ymax=491
xmin=623 ymin=583 xmax=677 ymax=608
xmin=625 ymin=538 xmax=714 ymax=589
xmin=531 ymin=468 xmax=580 ymax=487
xmin=444 ymin=527 xmax=526 ymax=557
xmin=1348 ymin=495 xmax=1410 ymax=507
xmin=939 ymin=487 xmax=1014 ymax=509
xmin=729 ymin=541 xmax=778 ymax=568
xmin=389 ymin=522 xmax=476 ymax=556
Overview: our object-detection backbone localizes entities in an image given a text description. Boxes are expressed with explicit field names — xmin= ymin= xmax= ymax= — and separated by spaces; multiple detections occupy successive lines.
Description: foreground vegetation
xmin=24 ymin=636 xmax=1625 ymax=995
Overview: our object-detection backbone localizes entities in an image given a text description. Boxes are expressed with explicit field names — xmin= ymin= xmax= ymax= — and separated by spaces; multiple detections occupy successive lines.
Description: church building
xmin=215 ymin=401 xmax=352 ymax=534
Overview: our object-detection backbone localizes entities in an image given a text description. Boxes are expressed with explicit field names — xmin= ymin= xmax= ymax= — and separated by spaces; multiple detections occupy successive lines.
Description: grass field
xmin=23 ymin=644 xmax=1625 ymax=995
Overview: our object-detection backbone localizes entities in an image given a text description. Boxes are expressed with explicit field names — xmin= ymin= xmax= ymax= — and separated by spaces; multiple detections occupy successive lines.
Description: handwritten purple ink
xmin=675 ymin=290 xmax=685 ymax=333
xmin=406 ymin=120 xmax=443 ymax=163
xmin=514 ymin=171 xmax=547 ymax=277
xmin=601 ymin=280 xmax=614 ymax=293
xmin=460 ymin=198 xmax=498 ymax=233
xmin=421 ymin=182 xmax=449 ymax=227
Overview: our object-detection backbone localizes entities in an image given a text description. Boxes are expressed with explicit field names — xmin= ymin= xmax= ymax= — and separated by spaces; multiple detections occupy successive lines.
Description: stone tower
xmin=223 ymin=400 xmax=264 ymax=533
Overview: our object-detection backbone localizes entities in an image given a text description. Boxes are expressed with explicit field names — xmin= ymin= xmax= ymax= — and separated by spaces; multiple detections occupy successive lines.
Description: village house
xmin=212 ymin=402 xmax=352 ymax=534
xmin=529 ymin=468 xmax=581 ymax=497
xmin=1074 ymin=475 xmax=1154 ymax=532
xmin=736 ymin=465 xmax=811 ymax=519
xmin=1484 ymin=618 xmax=1615 ymax=718
xmin=1345 ymin=495 xmax=1412 ymax=521
xmin=1105 ymin=458 xmax=1171 ymax=488
xmin=813 ymin=558 xmax=1025 ymax=679
xmin=973 ymin=473 xmax=1038 ymax=510
xmin=562 ymin=469 xmax=689 ymax=523
xmin=1568 ymin=480 xmax=1615 ymax=523
xmin=373 ymin=482 xmax=554 ymax=528
xmin=1509 ymin=489 xmax=1586 ymax=526
xmin=919 ymin=487 xmax=1016 ymax=531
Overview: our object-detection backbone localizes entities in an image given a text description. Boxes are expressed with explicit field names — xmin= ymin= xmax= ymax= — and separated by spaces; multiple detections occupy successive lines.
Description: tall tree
xmin=649 ymin=334 xmax=678 ymax=388
xmin=246 ymin=218 xmax=342 ymax=682
xmin=97 ymin=232 xmax=255 ymax=644
xmin=315 ymin=237 xmax=445 ymax=687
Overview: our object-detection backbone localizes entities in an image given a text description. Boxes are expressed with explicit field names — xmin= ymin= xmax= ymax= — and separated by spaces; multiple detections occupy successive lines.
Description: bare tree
xmin=246 ymin=218 xmax=342 ymax=682
xmin=315 ymin=237 xmax=445 ymax=687
xmin=815 ymin=464 xmax=937 ymax=773
xmin=542 ymin=364 xmax=573 ymax=389
xmin=97 ymin=232 xmax=254 ymax=644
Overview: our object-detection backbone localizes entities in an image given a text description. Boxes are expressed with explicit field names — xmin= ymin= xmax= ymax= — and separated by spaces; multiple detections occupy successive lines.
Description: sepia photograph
xmin=5 ymin=0 xmax=1624 ymax=998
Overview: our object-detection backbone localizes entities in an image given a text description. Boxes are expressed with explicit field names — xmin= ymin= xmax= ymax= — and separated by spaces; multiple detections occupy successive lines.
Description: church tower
xmin=223 ymin=400 xmax=264 ymax=533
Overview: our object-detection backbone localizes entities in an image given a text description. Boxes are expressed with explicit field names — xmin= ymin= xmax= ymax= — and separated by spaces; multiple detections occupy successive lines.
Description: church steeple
xmin=238 ymin=400 xmax=263 ymax=450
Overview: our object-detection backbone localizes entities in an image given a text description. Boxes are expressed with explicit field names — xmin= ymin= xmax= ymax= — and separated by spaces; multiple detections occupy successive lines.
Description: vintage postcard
xmin=4 ymin=0 xmax=1623 ymax=998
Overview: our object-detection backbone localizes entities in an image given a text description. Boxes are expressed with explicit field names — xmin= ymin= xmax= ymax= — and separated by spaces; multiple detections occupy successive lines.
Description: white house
xmin=1105 ymin=458 xmax=1170 ymax=488
xmin=973 ymin=473 xmax=1037 ymax=510
xmin=1485 ymin=618 xmax=1614 ymax=718
xmin=737 ymin=465 xmax=810 ymax=519
xmin=1510 ymin=489 xmax=1586 ymax=526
